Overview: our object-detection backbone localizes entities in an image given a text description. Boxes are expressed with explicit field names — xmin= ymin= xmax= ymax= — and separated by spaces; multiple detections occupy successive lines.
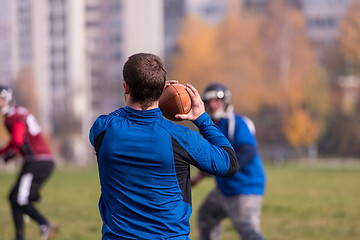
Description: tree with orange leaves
xmin=338 ymin=0 xmax=360 ymax=75
xmin=170 ymin=0 xmax=330 ymax=150
xmin=214 ymin=0 xmax=266 ymax=114
xmin=318 ymin=1 xmax=360 ymax=156
xmin=283 ymin=108 xmax=319 ymax=147
xmin=171 ymin=0 xmax=266 ymax=114
xmin=261 ymin=0 xmax=330 ymax=148
xmin=169 ymin=16 xmax=219 ymax=92
xmin=11 ymin=68 xmax=39 ymax=118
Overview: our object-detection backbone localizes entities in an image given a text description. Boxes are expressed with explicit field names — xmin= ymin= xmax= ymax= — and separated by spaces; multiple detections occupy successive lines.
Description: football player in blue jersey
xmin=191 ymin=83 xmax=266 ymax=240
xmin=89 ymin=53 xmax=239 ymax=239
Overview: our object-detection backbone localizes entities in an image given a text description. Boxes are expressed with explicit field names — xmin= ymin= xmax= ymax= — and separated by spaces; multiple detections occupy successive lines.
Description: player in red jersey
xmin=0 ymin=86 xmax=58 ymax=240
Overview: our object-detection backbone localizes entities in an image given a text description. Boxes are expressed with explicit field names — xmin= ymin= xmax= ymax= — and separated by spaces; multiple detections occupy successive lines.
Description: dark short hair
xmin=123 ymin=53 xmax=166 ymax=108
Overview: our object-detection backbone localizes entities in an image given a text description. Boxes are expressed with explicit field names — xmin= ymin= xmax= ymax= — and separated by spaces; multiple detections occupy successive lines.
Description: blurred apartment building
xmin=85 ymin=0 xmax=124 ymax=119
xmin=302 ymin=0 xmax=358 ymax=112
xmin=186 ymin=0 xmax=353 ymax=58
xmin=185 ymin=0 xmax=303 ymax=24
xmin=85 ymin=0 xmax=164 ymax=119
xmin=186 ymin=0 xmax=228 ymax=23
xmin=0 ymin=22 xmax=11 ymax=85
xmin=10 ymin=0 xmax=89 ymax=162
xmin=164 ymin=0 xmax=185 ymax=66
xmin=302 ymin=0 xmax=354 ymax=58
xmin=9 ymin=0 xmax=164 ymax=163
xmin=336 ymin=75 xmax=360 ymax=111
xmin=244 ymin=0 xmax=354 ymax=58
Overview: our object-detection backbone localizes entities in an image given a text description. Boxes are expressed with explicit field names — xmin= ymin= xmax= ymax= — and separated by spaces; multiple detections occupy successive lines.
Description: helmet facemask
xmin=204 ymin=99 xmax=227 ymax=121
xmin=202 ymin=83 xmax=232 ymax=122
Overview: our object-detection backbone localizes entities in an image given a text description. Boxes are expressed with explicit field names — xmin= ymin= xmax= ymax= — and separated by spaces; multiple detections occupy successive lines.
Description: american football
xmin=159 ymin=83 xmax=192 ymax=121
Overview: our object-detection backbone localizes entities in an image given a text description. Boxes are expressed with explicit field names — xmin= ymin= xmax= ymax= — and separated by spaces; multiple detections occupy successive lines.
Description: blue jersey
xmin=215 ymin=113 xmax=266 ymax=196
xmin=89 ymin=106 xmax=238 ymax=239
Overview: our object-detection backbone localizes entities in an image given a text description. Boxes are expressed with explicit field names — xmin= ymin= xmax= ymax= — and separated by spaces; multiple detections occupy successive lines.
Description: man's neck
xmin=126 ymin=98 xmax=159 ymax=110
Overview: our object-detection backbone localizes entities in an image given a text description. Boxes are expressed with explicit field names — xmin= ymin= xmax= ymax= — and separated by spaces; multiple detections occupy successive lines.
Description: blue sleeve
xmin=190 ymin=112 xmax=238 ymax=176
xmin=89 ymin=116 xmax=106 ymax=146
xmin=236 ymin=144 xmax=256 ymax=169
xmin=89 ymin=121 xmax=97 ymax=146
xmin=234 ymin=116 xmax=257 ymax=147
xmin=193 ymin=112 xmax=233 ymax=149
xmin=233 ymin=116 xmax=258 ymax=168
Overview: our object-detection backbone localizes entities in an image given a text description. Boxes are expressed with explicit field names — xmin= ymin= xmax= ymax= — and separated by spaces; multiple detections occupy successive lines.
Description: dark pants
xmin=8 ymin=160 xmax=55 ymax=240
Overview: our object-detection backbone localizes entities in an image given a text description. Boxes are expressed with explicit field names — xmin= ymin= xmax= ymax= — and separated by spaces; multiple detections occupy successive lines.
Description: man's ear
xmin=123 ymin=81 xmax=130 ymax=94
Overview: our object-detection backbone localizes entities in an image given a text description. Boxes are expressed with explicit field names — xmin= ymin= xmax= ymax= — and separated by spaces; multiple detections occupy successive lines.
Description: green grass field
xmin=1 ymin=160 xmax=360 ymax=240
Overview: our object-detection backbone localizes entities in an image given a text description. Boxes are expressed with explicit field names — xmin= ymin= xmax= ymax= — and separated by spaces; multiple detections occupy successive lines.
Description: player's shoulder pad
xmin=7 ymin=106 xmax=28 ymax=121
xmin=239 ymin=115 xmax=256 ymax=135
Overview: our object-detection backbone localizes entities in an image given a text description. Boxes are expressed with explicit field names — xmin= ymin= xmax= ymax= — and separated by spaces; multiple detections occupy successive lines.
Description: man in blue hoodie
xmin=89 ymin=53 xmax=239 ymax=239
xmin=191 ymin=83 xmax=266 ymax=240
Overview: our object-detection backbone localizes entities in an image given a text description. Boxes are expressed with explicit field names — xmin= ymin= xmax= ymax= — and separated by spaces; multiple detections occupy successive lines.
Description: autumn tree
xmin=169 ymin=15 xmax=219 ymax=92
xmin=171 ymin=0 xmax=266 ymax=114
xmin=260 ymin=0 xmax=330 ymax=148
xmin=317 ymin=1 xmax=360 ymax=156
xmin=319 ymin=98 xmax=360 ymax=157
xmin=11 ymin=68 xmax=39 ymax=118
xmin=338 ymin=0 xmax=360 ymax=75
xmin=213 ymin=0 xmax=266 ymax=114
xmin=0 ymin=115 xmax=9 ymax=145
xmin=283 ymin=108 xmax=319 ymax=147
xmin=170 ymin=0 xmax=330 ymax=151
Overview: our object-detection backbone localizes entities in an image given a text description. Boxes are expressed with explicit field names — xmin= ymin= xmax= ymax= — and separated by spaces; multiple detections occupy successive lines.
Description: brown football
xmin=159 ymin=83 xmax=192 ymax=121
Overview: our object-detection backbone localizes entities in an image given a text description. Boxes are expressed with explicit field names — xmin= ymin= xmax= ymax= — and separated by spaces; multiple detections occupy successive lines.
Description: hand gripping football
xmin=159 ymin=83 xmax=192 ymax=121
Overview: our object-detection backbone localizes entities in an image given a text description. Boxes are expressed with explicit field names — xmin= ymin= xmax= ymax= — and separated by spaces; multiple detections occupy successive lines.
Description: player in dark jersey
xmin=0 ymin=86 xmax=58 ymax=240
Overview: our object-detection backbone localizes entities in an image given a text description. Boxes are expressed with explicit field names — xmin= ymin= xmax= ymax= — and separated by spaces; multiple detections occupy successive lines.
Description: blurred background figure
xmin=191 ymin=83 xmax=266 ymax=240
xmin=0 ymin=86 xmax=58 ymax=240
